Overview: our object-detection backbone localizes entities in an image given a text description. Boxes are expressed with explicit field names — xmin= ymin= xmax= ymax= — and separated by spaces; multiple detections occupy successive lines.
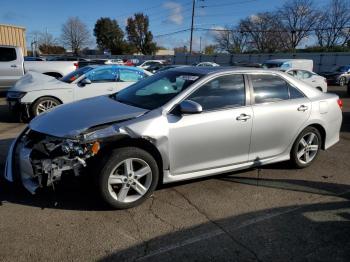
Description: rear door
xmin=0 ymin=47 xmax=23 ymax=89
xmin=74 ymin=66 xmax=118 ymax=100
xmin=247 ymin=73 xmax=311 ymax=161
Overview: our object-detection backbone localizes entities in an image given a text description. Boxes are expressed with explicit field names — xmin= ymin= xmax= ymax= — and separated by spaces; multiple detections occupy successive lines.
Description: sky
xmin=0 ymin=0 xmax=332 ymax=51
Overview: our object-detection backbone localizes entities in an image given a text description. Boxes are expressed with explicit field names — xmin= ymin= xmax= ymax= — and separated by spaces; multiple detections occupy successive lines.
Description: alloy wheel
xmin=107 ymin=158 xmax=152 ymax=203
xmin=296 ymin=132 xmax=319 ymax=164
xmin=36 ymin=100 xmax=59 ymax=115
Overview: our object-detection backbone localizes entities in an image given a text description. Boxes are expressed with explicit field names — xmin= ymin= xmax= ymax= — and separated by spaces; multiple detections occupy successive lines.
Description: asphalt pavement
xmin=0 ymin=86 xmax=349 ymax=262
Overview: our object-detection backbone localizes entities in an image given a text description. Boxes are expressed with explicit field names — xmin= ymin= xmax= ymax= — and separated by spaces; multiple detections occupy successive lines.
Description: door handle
xmin=10 ymin=64 xmax=17 ymax=68
xmin=297 ymin=105 xmax=308 ymax=111
xmin=236 ymin=114 xmax=251 ymax=121
xmin=107 ymin=87 xmax=113 ymax=91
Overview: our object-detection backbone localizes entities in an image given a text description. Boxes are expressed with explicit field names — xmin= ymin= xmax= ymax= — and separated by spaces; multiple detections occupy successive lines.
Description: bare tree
xmin=214 ymin=26 xmax=249 ymax=53
xmin=277 ymin=0 xmax=320 ymax=50
xmin=315 ymin=0 xmax=350 ymax=48
xmin=61 ymin=17 xmax=91 ymax=55
xmin=239 ymin=12 xmax=283 ymax=52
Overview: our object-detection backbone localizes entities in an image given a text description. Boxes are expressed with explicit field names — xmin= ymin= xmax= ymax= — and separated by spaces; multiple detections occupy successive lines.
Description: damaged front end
xmin=7 ymin=128 xmax=100 ymax=193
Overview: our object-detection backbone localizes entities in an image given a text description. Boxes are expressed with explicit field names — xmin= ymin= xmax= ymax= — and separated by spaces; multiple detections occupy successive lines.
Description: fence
xmin=85 ymin=52 xmax=350 ymax=73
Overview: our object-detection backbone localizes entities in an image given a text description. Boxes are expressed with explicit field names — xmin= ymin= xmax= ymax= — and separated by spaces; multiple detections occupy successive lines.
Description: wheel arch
xmin=101 ymin=137 xmax=164 ymax=184
xmin=305 ymin=123 xmax=326 ymax=150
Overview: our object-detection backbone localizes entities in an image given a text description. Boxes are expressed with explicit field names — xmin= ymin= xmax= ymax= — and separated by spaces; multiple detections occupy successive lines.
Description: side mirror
xmin=79 ymin=78 xmax=92 ymax=86
xmin=179 ymin=100 xmax=202 ymax=114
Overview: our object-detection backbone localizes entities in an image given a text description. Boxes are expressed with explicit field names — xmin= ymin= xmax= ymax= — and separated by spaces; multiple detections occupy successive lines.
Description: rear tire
xmin=290 ymin=127 xmax=322 ymax=168
xmin=98 ymin=147 xmax=159 ymax=209
xmin=31 ymin=97 xmax=61 ymax=117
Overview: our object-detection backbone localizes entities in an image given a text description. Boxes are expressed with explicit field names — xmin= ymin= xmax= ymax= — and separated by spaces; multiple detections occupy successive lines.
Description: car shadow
xmin=97 ymin=200 xmax=350 ymax=262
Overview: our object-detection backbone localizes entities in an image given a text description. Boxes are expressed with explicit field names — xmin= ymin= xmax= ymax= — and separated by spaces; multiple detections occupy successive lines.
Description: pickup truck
xmin=0 ymin=45 xmax=77 ymax=91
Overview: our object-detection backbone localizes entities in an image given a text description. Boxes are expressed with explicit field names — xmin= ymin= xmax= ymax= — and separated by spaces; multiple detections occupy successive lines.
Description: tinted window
xmin=0 ymin=47 xmax=17 ymax=62
xmin=114 ymin=71 xmax=202 ymax=110
xmin=119 ymin=69 xmax=144 ymax=82
xmin=60 ymin=66 xmax=94 ymax=83
xmin=86 ymin=67 xmax=117 ymax=83
xmin=188 ymin=74 xmax=245 ymax=111
xmin=251 ymin=74 xmax=289 ymax=104
xmin=289 ymin=85 xmax=305 ymax=99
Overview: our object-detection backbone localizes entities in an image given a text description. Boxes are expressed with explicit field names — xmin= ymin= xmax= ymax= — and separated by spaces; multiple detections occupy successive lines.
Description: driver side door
xmin=167 ymin=74 xmax=253 ymax=175
xmin=74 ymin=67 xmax=118 ymax=100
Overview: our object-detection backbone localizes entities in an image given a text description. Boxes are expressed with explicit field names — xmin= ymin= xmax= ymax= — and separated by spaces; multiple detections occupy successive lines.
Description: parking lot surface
xmin=0 ymin=87 xmax=349 ymax=262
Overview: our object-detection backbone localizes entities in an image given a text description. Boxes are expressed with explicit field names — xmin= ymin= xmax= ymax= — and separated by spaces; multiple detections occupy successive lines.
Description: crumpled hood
xmin=11 ymin=71 xmax=70 ymax=92
xmin=29 ymin=95 xmax=148 ymax=138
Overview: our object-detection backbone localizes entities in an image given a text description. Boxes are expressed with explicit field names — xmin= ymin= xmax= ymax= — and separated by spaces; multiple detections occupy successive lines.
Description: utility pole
xmin=189 ymin=0 xmax=196 ymax=54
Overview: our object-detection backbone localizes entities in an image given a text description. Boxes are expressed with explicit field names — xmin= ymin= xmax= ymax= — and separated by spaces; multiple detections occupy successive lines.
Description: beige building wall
xmin=0 ymin=24 xmax=27 ymax=55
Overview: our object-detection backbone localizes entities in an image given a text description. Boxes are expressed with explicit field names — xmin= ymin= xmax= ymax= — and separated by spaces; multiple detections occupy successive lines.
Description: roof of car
xmin=168 ymin=66 xmax=270 ymax=75
xmin=85 ymin=64 xmax=145 ymax=71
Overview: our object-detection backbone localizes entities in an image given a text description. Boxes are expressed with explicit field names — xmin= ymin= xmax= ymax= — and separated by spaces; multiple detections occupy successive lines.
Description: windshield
xmin=113 ymin=70 xmax=202 ymax=110
xmin=60 ymin=66 xmax=94 ymax=83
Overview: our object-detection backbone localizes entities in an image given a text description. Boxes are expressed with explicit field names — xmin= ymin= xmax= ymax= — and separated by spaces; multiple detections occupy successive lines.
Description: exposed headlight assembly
xmin=6 ymin=91 xmax=27 ymax=99
xmin=82 ymin=125 xmax=120 ymax=142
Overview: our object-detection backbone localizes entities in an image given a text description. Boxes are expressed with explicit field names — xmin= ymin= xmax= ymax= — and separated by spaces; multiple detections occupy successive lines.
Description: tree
xmin=39 ymin=44 xmax=65 ymax=54
xmin=36 ymin=30 xmax=64 ymax=54
xmin=277 ymin=0 xmax=320 ymax=50
xmin=315 ymin=0 xmax=350 ymax=48
xmin=204 ymin=45 xmax=217 ymax=55
xmin=214 ymin=26 xmax=249 ymax=53
xmin=126 ymin=13 xmax=157 ymax=55
xmin=239 ymin=12 xmax=283 ymax=52
xmin=94 ymin=17 xmax=125 ymax=54
xmin=61 ymin=17 xmax=91 ymax=55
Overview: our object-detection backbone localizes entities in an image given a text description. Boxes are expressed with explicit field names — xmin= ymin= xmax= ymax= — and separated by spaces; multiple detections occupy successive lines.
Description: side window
xmin=119 ymin=69 xmax=144 ymax=82
xmin=289 ymin=85 xmax=305 ymax=99
xmin=0 ymin=47 xmax=17 ymax=62
xmin=250 ymin=74 xmax=289 ymax=104
xmin=86 ymin=67 xmax=117 ymax=83
xmin=295 ymin=70 xmax=311 ymax=79
xmin=187 ymin=74 xmax=245 ymax=111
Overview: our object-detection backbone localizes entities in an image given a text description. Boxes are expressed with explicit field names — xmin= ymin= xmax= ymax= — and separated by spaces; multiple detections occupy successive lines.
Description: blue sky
xmin=0 ymin=0 xmax=331 ymax=50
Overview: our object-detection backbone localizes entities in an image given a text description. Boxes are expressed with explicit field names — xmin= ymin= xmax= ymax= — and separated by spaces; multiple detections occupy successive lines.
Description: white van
xmin=262 ymin=59 xmax=313 ymax=71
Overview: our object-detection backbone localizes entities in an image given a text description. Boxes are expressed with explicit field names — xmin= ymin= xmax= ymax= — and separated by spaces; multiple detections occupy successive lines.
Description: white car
xmin=6 ymin=65 xmax=152 ymax=119
xmin=138 ymin=60 xmax=166 ymax=70
xmin=104 ymin=59 xmax=124 ymax=65
xmin=196 ymin=62 xmax=220 ymax=67
xmin=286 ymin=69 xmax=327 ymax=92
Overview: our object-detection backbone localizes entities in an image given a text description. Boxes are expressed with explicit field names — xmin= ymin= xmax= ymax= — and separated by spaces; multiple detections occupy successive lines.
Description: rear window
xmin=0 ymin=47 xmax=17 ymax=62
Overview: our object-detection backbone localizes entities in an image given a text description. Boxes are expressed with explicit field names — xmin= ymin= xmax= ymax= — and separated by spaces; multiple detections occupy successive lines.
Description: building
xmin=0 ymin=24 xmax=27 ymax=55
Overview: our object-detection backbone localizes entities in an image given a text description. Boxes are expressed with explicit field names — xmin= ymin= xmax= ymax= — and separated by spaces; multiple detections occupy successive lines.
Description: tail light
xmin=74 ymin=62 xmax=78 ymax=69
xmin=337 ymin=99 xmax=343 ymax=109
xmin=324 ymin=78 xmax=327 ymax=83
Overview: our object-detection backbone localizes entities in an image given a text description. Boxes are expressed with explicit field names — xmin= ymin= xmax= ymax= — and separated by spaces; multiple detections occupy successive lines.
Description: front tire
xmin=291 ymin=127 xmax=322 ymax=168
xmin=31 ymin=97 xmax=61 ymax=117
xmin=98 ymin=147 xmax=159 ymax=209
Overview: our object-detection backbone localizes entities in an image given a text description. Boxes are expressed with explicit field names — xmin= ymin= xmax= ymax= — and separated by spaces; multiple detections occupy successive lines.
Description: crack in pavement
xmin=148 ymin=196 xmax=176 ymax=230
xmin=171 ymin=187 xmax=263 ymax=262
xmin=126 ymin=209 xmax=150 ymax=259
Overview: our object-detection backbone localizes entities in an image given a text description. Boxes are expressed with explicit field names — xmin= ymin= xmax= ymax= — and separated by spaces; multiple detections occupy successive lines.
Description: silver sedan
xmin=4 ymin=67 xmax=343 ymax=209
